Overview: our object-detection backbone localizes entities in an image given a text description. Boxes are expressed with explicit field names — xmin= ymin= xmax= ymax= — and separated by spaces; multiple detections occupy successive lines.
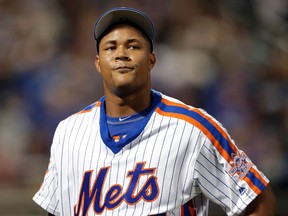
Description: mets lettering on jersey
xmin=33 ymin=90 xmax=269 ymax=216
xmin=74 ymin=162 xmax=159 ymax=215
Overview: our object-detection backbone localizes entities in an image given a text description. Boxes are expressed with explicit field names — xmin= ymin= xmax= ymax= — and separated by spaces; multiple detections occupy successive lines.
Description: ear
xmin=148 ymin=52 xmax=156 ymax=70
xmin=95 ymin=55 xmax=101 ymax=74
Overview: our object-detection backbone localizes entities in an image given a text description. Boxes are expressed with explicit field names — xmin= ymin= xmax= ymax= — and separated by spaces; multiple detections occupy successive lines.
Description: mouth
xmin=114 ymin=66 xmax=134 ymax=73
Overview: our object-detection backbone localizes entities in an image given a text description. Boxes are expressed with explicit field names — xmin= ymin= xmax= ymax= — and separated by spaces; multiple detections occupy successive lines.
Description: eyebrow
xmin=103 ymin=38 xmax=143 ymax=45
xmin=103 ymin=40 xmax=117 ymax=45
xmin=126 ymin=38 xmax=142 ymax=43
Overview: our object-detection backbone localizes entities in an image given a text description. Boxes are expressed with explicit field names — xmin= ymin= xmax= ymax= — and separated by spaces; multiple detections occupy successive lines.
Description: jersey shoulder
xmin=74 ymin=101 xmax=101 ymax=115
xmin=69 ymin=101 xmax=101 ymax=117
xmin=61 ymin=100 xmax=102 ymax=124
xmin=52 ymin=100 xmax=102 ymax=142
xmin=158 ymin=93 xmax=269 ymax=197
xmin=158 ymin=93 xmax=211 ymax=124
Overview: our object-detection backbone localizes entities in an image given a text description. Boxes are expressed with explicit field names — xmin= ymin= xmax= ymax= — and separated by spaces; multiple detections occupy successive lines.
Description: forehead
xmin=99 ymin=24 xmax=149 ymax=43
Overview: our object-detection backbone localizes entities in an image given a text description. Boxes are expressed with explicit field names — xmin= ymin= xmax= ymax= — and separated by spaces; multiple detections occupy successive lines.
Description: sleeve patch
xmin=229 ymin=151 xmax=252 ymax=179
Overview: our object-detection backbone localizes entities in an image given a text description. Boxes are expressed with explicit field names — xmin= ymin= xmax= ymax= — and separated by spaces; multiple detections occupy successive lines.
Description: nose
xmin=115 ymin=46 xmax=130 ymax=61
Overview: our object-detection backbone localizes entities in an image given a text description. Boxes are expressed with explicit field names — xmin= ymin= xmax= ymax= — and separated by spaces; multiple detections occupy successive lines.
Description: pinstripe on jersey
xmin=33 ymin=90 xmax=269 ymax=216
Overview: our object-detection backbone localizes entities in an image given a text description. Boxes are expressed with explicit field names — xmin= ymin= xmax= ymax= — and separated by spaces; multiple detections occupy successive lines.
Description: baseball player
xmin=33 ymin=7 xmax=276 ymax=216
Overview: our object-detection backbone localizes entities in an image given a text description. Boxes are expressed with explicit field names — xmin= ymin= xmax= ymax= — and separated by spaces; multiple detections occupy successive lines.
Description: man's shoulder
xmin=53 ymin=101 xmax=101 ymax=136
xmin=76 ymin=101 xmax=101 ymax=115
xmin=159 ymin=92 xmax=198 ymax=112
xmin=158 ymin=92 xmax=215 ymax=125
xmin=62 ymin=101 xmax=102 ymax=123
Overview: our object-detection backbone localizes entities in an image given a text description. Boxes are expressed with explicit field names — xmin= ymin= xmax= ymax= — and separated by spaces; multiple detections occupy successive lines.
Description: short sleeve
xmin=33 ymin=124 xmax=62 ymax=215
xmin=192 ymin=114 xmax=269 ymax=215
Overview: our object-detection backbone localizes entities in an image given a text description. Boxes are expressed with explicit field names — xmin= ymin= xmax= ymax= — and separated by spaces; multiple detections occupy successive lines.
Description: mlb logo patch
xmin=229 ymin=151 xmax=252 ymax=179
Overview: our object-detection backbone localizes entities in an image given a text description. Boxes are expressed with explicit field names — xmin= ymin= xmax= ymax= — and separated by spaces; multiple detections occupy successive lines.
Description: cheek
xmin=134 ymin=55 xmax=150 ymax=67
xmin=98 ymin=56 xmax=112 ymax=71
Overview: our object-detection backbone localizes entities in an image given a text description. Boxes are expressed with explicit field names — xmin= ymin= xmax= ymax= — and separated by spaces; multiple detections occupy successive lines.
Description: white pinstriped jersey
xmin=33 ymin=90 xmax=269 ymax=216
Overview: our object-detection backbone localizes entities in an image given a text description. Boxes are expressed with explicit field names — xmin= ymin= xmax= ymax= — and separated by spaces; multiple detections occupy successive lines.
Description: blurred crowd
xmin=0 ymin=0 xmax=287 ymax=212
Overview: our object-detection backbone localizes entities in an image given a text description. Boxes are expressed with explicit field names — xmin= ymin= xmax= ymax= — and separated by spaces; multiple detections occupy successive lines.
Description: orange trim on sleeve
xmin=155 ymin=107 xmax=232 ymax=163
xmin=243 ymin=175 xmax=262 ymax=195
xmin=250 ymin=167 xmax=268 ymax=187
xmin=162 ymin=98 xmax=238 ymax=156
xmin=158 ymin=98 xmax=269 ymax=194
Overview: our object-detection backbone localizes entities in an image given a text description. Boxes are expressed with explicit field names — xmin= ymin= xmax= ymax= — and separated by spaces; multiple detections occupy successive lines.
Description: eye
xmin=104 ymin=45 xmax=116 ymax=51
xmin=128 ymin=44 xmax=140 ymax=50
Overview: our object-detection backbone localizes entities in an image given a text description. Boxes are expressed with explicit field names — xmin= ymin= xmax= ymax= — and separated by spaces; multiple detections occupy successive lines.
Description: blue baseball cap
xmin=94 ymin=7 xmax=154 ymax=52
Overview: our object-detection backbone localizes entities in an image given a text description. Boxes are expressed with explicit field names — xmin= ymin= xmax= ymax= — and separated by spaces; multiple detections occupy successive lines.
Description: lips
xmin=114 ymin=66 xmax=134 ymax=72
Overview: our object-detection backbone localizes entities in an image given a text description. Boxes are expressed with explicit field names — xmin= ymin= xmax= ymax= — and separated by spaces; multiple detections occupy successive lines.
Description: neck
xmin=104 ymin=89 xmax=151 ymax=117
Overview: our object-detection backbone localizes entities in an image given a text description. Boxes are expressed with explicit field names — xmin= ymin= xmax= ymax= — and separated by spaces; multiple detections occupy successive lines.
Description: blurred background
xmin=0 ymin=0 xmax=287 ymax=215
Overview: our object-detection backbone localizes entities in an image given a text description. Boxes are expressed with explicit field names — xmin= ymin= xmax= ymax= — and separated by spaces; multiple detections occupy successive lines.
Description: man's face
xmin=95 ymin=24 xmax=156 ymax=97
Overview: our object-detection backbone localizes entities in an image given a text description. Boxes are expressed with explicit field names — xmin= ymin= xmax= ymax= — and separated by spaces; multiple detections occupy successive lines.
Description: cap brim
xmin=94 ymin=7 xmax=154 ymax=43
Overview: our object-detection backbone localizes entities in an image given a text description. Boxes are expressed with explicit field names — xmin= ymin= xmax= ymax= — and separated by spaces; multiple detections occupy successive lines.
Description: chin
xmin=112 ymin=85 xmax=136 ymax=97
